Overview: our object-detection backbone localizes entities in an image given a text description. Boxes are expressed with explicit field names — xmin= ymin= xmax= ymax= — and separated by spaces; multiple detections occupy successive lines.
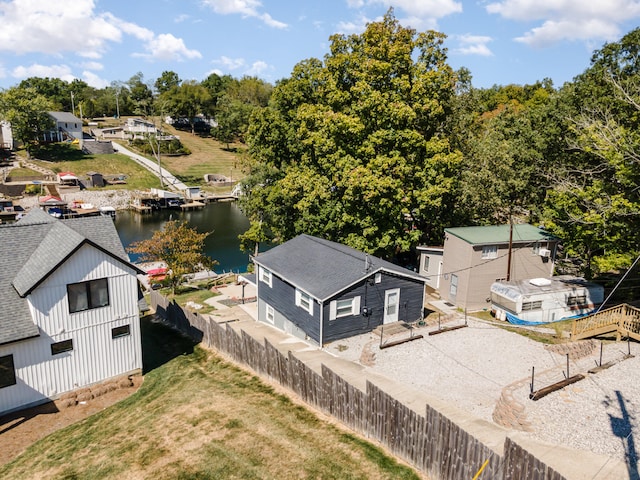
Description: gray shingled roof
xmin=0 ymin=209 xmax=141 ymax=346
xmin=253 ymin=234 xmax=424 ymax=301
xmin=48 ymin=111 xmax=82 ymax=124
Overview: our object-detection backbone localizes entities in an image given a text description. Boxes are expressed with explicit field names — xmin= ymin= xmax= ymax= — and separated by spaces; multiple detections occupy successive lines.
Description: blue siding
xmin=258 ymin=273 xmax=321 ymax=343
xmin=322 ymin=273 xmax=425 ymax=344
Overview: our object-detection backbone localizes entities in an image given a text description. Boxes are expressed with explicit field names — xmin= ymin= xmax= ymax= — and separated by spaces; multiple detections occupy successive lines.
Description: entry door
xmin=383 ymin=288 xmax=400 ymax=323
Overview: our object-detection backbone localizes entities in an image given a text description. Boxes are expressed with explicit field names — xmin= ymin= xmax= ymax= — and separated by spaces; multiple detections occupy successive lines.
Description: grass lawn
xmin=24 ymin=124 xmax=247 ymax=193
xmin=0 ymin=317 xmax=420 ymax=480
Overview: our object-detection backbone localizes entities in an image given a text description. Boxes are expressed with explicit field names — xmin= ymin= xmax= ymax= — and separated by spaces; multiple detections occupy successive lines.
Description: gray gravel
xmin=325 ymin=316 xmax=640 ymax=465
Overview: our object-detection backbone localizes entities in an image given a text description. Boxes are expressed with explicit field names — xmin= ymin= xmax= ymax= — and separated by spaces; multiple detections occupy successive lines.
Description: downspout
xmin=319 ymin=298 xmax=324 ymax=347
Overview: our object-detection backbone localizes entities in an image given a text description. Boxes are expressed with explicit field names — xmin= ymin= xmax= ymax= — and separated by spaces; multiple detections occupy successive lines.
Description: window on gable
xmin=112 ymin=325 xmax=131 ymax=339
xmin=259 ymin=267 xmax=272 ymax=287
xmin=0 ymin=355 xmax=16 ymax=389
xmin=67 ymin=278 xmax=109 ymax=313
xmin=481 ymin=245 xmax=498 ymax=259
xmin=329 ymin=296 xmax=361 ymax=320
xmin=51 ymin=339 xmax=73 ymax=355
xmin=423 ymin=256 xmax=430 ymax=272
xmin=295 ymin=289 xmax=313 ymax=315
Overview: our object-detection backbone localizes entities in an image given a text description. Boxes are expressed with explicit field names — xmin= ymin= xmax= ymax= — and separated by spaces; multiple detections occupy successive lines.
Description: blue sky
xmin=0 ymin=0 xmax=639 ymax=91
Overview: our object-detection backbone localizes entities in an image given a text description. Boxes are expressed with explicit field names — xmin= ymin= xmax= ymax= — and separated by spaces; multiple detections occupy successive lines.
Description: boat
xmin=99 ymin=206 xmax=116 ymax=219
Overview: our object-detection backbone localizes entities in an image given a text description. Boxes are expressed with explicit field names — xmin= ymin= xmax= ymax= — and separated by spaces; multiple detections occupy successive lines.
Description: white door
xmin=383 ymin=288 xmax=400 ymax=323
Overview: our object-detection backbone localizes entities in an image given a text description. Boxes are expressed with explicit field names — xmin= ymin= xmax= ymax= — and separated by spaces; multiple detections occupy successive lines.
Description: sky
xmin=0 ymin=0 xmax=639 ymax=91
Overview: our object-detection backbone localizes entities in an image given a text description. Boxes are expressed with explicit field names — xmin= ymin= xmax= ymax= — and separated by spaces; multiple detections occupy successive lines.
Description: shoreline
xmin=15 ymin=188 xmax=139 ymax=212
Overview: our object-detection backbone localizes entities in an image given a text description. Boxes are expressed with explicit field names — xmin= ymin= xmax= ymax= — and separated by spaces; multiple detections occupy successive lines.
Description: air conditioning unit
xmin=539 ymin=248 xmax=551 ymax=258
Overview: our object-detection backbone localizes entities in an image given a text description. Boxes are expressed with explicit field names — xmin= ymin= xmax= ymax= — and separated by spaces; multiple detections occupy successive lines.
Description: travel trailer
xmin=490 ymin=276 xmax=604 ymax=325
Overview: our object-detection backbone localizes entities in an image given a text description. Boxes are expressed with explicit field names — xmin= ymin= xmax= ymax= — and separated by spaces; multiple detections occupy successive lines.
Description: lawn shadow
xmin=140 ymin=313 xmax=197 ymax=374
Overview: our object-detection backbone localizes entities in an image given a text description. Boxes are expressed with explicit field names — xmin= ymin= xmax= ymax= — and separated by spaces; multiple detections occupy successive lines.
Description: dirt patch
xmin=0 ymin=375 xmax=142 ymax=466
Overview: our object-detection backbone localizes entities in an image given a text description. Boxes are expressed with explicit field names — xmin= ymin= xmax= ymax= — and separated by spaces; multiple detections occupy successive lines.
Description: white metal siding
xmin=0 ymin=244 xmax=142 ymax=413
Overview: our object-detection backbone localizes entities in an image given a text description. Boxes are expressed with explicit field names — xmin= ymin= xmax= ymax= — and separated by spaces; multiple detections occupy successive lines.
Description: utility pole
xmin=506 ymin=214 xmax=513 ymax=281
xmin=115 ymin=89 xmax=120 ymax=118
xmin=71 ymin=92 xmax=75 ymax=116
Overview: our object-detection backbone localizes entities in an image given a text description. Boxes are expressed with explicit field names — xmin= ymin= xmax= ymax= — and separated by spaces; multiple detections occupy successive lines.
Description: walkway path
xmin=112 ymin=143 xmax=188 ymax=192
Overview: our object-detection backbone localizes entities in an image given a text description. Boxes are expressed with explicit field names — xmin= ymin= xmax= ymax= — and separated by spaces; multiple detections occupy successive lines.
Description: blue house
xmin=252 ymin=235 xmax=426 ymax=346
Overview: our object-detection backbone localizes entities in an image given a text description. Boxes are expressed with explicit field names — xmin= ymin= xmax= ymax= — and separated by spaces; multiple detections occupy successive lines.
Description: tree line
xmin=1 ymin=10 xmax=639 ymax=281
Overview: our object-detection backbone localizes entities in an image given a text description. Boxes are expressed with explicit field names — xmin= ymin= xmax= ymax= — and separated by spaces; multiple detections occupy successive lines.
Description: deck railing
xmin=572 ymin=303 xmax=640 ymax=340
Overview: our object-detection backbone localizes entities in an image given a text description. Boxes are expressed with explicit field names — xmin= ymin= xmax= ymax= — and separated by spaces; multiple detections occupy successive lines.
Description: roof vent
xmin=529 ymin=278 xmax=552 ymax=287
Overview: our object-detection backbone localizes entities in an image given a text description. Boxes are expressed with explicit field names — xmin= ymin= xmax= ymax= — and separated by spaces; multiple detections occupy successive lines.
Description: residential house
xmin=416 ymin=246 xmax=443 ymax=293
xmin=0 ymin=120 xmax=14 ymax=150
xmin=126 ymin=118 xmax=158 ymax=139
xmin=252 ymin=234 xmax=426 ymax=346
xmin=0 ymin=208 xmax=144 ymax=414
xmin=46 ymin=112 xmax=83 ymax=147
xmin=438 ymin=224 xmax=559 ymax=311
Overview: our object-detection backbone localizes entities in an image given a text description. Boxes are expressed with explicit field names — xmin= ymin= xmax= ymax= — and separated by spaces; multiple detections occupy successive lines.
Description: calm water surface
xmin=115 ymin=201 xmax=251 ymax=273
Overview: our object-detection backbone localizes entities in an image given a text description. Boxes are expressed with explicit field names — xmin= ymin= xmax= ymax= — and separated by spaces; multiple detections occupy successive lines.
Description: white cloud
xmin=175 ymin=14 xmax=190 ymax=23
xmin=80 ymin=61 xmax=104 ymax=71
xmin=202 ymin=0 xmax=288 ymax=28
xmin=11 ymin=63 xmax=76 ymax=82
xmin=453 ymin=34 xmax=494 ymax=56
xmin=246 ymin=60 xmax=269 ymax=75
xmin=82 ymin=70 xmax=109 ymax=89
xmin=0 ymin=0 xmax=201 ymax=64
xmin=486 ymin=0 xmax=640 ymax=47
xmin=134 ymin=34 xmax=202 ymax=62
xmin=215 ymin=56 xmax=247 ymax=71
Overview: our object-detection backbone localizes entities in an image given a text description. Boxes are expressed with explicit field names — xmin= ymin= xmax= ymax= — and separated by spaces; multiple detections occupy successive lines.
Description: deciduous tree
xmin=127 ymin=220 xmax=216 ymax=293
xmin=241 ymin=10 xmax=460 ymax=258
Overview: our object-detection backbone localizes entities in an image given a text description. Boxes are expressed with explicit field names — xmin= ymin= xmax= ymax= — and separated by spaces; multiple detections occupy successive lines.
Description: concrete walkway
xmin=112 ymin=143 xmax=188 ymax=192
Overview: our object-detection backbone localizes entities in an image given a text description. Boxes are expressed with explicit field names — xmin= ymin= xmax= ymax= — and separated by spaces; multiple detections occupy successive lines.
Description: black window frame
xmin=111 ymin=324 xmax=131 ymax=339
xmin=0 ymin=354 xmax=17 ymax=389
xmin=67 ymin=278 xmax=110 ymax=313
xmin=51 ymin=339 xmax=74 ymax=355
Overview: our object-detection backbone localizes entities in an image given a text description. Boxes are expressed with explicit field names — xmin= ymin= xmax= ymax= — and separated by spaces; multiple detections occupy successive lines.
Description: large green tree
xmin=160 ymin=81 xmax=212 ymax=134
xmin=0 ymin=86 xmax=54 ymax=156
xmin=542 ymin=28 xmax=640 ymax=278
xmin=241 ymin=10 xmax=460 ymax=258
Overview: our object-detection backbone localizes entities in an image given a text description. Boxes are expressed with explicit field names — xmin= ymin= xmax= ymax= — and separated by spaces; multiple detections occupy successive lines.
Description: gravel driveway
xmin=325 ymin=314 xmax=640 ymax=467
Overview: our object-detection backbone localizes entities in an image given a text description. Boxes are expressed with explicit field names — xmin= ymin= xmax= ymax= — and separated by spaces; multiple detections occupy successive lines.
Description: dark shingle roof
xmin=0 ymin=209 xmax=140 ymax=345
xmin=254 ymin=234 xmax=424 ymax=301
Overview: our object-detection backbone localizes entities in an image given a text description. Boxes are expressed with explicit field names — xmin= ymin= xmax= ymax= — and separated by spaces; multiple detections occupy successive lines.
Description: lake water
xmin=115 ymin=201 xmax=252 ymax=273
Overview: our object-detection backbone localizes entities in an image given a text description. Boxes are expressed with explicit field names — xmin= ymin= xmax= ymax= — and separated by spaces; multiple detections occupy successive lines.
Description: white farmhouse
xmin=0 ymin=209 xmax=145 ymax=414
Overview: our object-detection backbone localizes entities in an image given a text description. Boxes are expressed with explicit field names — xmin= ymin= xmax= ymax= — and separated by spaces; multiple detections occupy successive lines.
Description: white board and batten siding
xmin=0 ymin=244 xmax=142 ymax=413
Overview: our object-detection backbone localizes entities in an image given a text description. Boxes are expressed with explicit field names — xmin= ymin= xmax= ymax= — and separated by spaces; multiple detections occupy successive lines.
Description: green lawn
xmin=0 ymin=317 xmax=420 ymax=480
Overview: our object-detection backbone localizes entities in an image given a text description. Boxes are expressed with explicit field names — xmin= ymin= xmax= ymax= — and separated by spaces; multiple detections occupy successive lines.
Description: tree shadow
xmin=607 ymin=390 xmax=639 ymax=480
xmin=140 ymin=313 xmax=197 ymax=374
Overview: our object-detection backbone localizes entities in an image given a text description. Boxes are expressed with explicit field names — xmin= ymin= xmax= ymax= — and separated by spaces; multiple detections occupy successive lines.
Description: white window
xmin=259 ymin=266 xmax=272 ymax=287
xmin=450 ymin=274 xmax=458 ymax=297
xmin=329 ymin=296 xmax=361 ymax=320
xmin=295 ymin=289 xmax=313 ymax=315
xmin=375 ymin=272 xmax=382 ymax=284
xmin=266 ymin=304 xmax=275 ymax=324
xmin=481 ymin=245 xmax=498 ymax=259
xmin=423 ymin=256 xmax=430 ymax=272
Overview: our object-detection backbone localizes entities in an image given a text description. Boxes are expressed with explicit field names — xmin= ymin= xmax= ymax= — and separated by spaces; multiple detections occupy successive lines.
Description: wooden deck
xmin=572 ymin=303 xmax=640 ymax=341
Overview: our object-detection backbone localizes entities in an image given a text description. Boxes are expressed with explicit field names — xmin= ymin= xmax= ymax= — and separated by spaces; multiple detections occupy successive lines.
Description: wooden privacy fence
xmin=572 ymin=303 xmax=640 ymax=341
xmin=149 ymin=291 xmax=567 ymax=480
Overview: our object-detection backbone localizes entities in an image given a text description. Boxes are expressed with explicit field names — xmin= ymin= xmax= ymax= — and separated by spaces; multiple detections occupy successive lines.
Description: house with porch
xmin=46 ymin=112 xmax=83 ymax=148
xmin=252 ymin=234 xmax=426 ymax=346
xmin=0 ymin=208 xmax=144 ymax=414
xmin=437 ymin=224 xmax=559 ymax=311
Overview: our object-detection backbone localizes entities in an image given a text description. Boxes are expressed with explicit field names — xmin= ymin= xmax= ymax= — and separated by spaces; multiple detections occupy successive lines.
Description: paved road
xmin=112 ymin=143 xmax=188 ymax=192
